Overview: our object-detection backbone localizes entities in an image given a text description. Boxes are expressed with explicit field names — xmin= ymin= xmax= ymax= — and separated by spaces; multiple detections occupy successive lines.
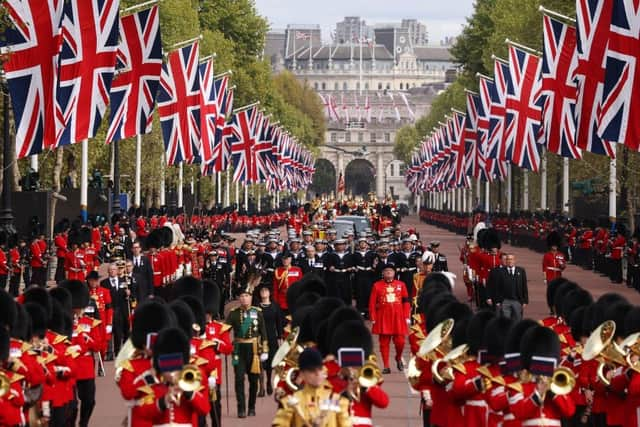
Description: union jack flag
xmin=574 ymin=0 xmax=616 ymax=157
xmin=463 ymin=91 xmax=488 ymax=181
xmin=598 ymin=0 xmax=640 ymax=151
xmin=106 ymin=5 xmax=162 ymax=143
xmin=157 ymin=41 xmax=201 ymax=165
xmin=2 ymin=0 xmax=64 ymax=158
xmin=450 ymin=110 xmax=467 ymax=187
xmin=198 ymin=60 xmax=231 ymax=171
xmin=478 ymin=75 xmax=508 ymax=181
xmin=489 ymin=58 xmax=511 ymax=161
xmin=229 ymin=106 xmax=259 ymax=184
xmin=213 ymin=86 xmax=234 ymax=173
xmin=254 ymin=114 xmax=275 ymax=182
xmin=56 ymin=0 xmax=120 ymax=147
xmin=541 ymin=14 xmax=581 ymax=159
xmin=504 ymin=45 xmax=542 ymax=172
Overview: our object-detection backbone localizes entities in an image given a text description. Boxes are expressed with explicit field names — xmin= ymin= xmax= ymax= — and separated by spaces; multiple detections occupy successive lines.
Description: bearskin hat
xmin=131 ymin=300 xmax=176 ymax=350
xmin=582 ymin=303 xmax=600 ymax=336
xmin=169 ymin=299 xmax=196 ymax=338
xmin=423 ymin=272 xmax=455 ymax=292
xmin=0 ymin=327 xmax=10 ymax=361
xmin=294 ymin=292 xmax=321 ymax=310
xmin=466 ymin=310 xmax=496 ymax=355
xmin=286 ymin=273 xmax=327 ymax=309
xmin=172 ymin=276 xmax=203 ymax=301
xmin=49 ymin=287 xmax=72 ymax=314
xmin=451 ymin=315 xmax=471 ymax=349
xmin=159 ymin=226 xmax=174 ymax=247
xmin=23 ymin=285 xmax=53 ymax=320
xmin=292 ymin=306 xmax=315 ymax=344
xmin=11 ymin=304 xmax=31 ymax=342
xmin=483 ymin=228 xmax=501 ymax=250
xmin=546 ymin=231 xmax=563 ymax=249
xmin=54 ymin=218 xmax=70 ymax=234
xmin=145 ymin=229 xmax=163 ymax=250
xmin=152 ymin=328 xmax=190 ymax=373
xmin=521 ymin=326 xmax=561 ymax=376
xmin=0 ymin=289 xmax=18 ymax=330
xmin=49 ymin=300 xmax=67 ymax=336
xmin=67 ymin=228 xmax=81 ymax=247
xmin=594 ymin=293 xmax=628 ymax=327
xmin=545 ymin=278 xmax=570 ymax=310
xmin=79 ymin=227 xmax=92 ymax=245
xmin=179 ymin=296 xmax=205 ymax=333
xmin=315 ymin=320 xmax=331 ymax=356
xmin=604 ymin=301 xmax=633 ymax=339
xmin=569 ymin=306 xmax=588 ymax=342
xmin=426 ymin=300 xmax=471 ymax=332
xmin=328 ymin=307 xmax=363 ymax=335
xmin=624 ymin=306 xmax=640 ymax=336
xmin=59 ymin=279 xmax=90 ymax=309
xmin=24 ymin=302 xmax=47 ymax=339
xmin=485 ymin=316 xmax=515 ymax=360
xmin=329 ymin=320 xmax=373 ymax=359
xmin=309 ymin=297 xmax=344 ymax=341
xmin=503 ymin=319 xmax=539 ymax=373
xmin=558 ymin=288 xmax=593 ymax=321
xmin=202 ymin=280 xmax=221 ymax=318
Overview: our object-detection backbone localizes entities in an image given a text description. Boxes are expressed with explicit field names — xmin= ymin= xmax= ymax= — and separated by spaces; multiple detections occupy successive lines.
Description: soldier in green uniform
xmin=225 ymin=274 xmax=269 ymax=418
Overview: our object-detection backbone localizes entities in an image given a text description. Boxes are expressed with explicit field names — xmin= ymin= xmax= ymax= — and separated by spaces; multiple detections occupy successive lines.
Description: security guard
xmin=226 ymin=276 xmax=268 ymax=418
xmin=272 ymin=347 xmax=351 ymax=427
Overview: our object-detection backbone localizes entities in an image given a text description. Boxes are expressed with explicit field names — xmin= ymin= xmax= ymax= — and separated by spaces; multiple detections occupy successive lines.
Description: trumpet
xmin=409 ymin=319 xmax=454 ymax=387
xmin=0 ymin=372 xmax=10 ymax=398
xmin=357 ymin=355 xmax=382 ymax=389
xmin=549 ymin=367 xmax=576 ymax=396
xmin=178 ymin=364 xmax=202 ymax=393
xmin=285 ymin=367 xmax=300 ymax=392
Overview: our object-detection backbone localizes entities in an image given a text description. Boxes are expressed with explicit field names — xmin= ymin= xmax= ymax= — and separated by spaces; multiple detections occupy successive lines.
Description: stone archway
xmin=309 ymin=158 xmax=336 ymax=196
xmin=345 ymin=158 xmax=375 ymax=197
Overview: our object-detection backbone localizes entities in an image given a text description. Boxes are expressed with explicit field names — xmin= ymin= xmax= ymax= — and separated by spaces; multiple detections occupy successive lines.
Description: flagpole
xmin=178 ymin=162 xmax=183 ymax=209
xmin=505 ymin=38 xmax=542 ymax=56
xmin=235 ymin=180 xmax=239 ymax=208
xmin=609 ymin=145 xmax=617 ymax=221
xmin=121 ymin=0 xmax=161 ymax=14
xmin=213 ymin=70 xmax=233 ymax=79
xmin=244 ymin=184 xmax=248 ymax=212
xmin=166 ymin=35 xmax=203 ymax=54
xmin=562 ymin=158 xmax=569 ymax=214
xmin=257 ymin=186 xmax=261 ymax=212
xmin=233 ymin=101 xmax=260 ymax=114
xmin=485 ymin=181 xmax=490 ymax=213
xmin=80 ymin=139 xmax=88 ymax=222
xmin=457 ymin=188 xmax=462 ymax=213
xmin=523 ymin=170 xmax=529 ymax=210
xmin=216 ymin=172 xmax=221 ymax=205
xmin=225 ymin=169 xmax=230 ymax=207
xmin=30 ymin=155 xmax=38 ymax=173
xmin=538 ymin=6 xmax=577 ymax=24
xmin=540 ymin=148 xmax=547 ymax=210
xmin=507 ymin=164 xmax=512 ymax=214
xmin=135 ymin=134 xmax=142 ymax=208
xmin=160 ymin=152 xmax=166 ymax=206
xmin=475 ymin=179 xmax=481 ymax=212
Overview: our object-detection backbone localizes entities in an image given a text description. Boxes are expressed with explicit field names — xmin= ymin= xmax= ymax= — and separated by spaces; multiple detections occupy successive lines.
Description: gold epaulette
xmin=412 ymin=314 xmax=422 ymax=324
xmin=192 ymin=356 xmax=209 ymax=367
xmin=559 ymin=334 xmax=567 ymax=344
xmin=215 ymin=321 xmax=232 ymax=333
xmin=20 ymin=341 xmax=32 ymax=352
xmin=137 ymin=385 xmax=155 ymax=396
xmin=10 ymin=373 xmax=24 ymax=383
xmin=92 ymin=318 xmax=102 ymax=327
xmin=198 ymin=339 xmax=215 ymax=351
xmin=117 ymin=359 xmax=135 ymax=373
xmin=53 ymin=334 xmax=67 ymax=346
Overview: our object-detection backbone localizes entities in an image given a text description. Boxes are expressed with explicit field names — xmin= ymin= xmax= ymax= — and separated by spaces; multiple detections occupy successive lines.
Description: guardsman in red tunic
xmin=542 ymin=232 xmax=566 ymax=285
xmin=8 ymin=245 xmax=22 ymax=296
xmin=83 ymin=240 xmax=100 ymax=274
xmin=116 ymin=301 xmax=174 ymax=427
xmin=65 ymin=228 xmax=87 ymax=282
xmin=369 ymin=263 xmax=410 ymax=373
xmin=135 ymin=328 xmax=210 ymax=427
xmin=609 ymin=225 xmax=626 ymax=283
xmin=0 ymin=327 xmax=26 ymax=427
xmin=87 ymin=271 xmax=112 ymax=358
xmin=30 ymin=235 xmax=47 ymax=287
xmin=136 ymin=216 xmax=149 ymax=241
xmin=54 ymin=226 xmax=69 ymax=282
xmin=272 ymin=253 xmax=303 ymax=314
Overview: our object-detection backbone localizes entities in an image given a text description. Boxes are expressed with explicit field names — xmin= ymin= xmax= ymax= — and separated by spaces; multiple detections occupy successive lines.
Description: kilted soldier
xmin=325 ymin=239 xmax=354 ymax=305
xmin=351 ymin=238 xmax=376 ymax=318
xmin=390 ymin=238 xmax=420 ymax=299
xmin=369 ymin=263 xmax=410 ymax=373
xmin=225 ymin=276 xmax=268 ymax=418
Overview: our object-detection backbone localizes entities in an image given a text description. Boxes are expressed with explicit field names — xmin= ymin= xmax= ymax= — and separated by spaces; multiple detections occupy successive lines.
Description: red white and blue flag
xmin=478 ymin=75 xmax=507 ymax=181
xmin=463 ymin=91 xmax=488 ymax=181
xmin=490 ymin=58 xmax=511 ymax=161
xmin=574 ymin=0 xmax=617 ymax=157
xmin=106 ymin=5 xmax=162 ymax=144
xmin=56 ymin=0 xmax=120 ymax=147
xmin=254 ymin=115 xmax=275 ymax=182
xmin=450 ymin=110 xmax=467 ymax=188
xmin=158 ymin=41 xmax=201 ymax=165
xmin=598 ymin=0 xmax=640 ymax=151
xmin=504 ymin=45 xmax=542 ymax=172
xmin=2 ymin=0 xmax=64 ymax=158
xmin=229 ymin=106 xmax=259 ymax=184
xmin=541 ymin=14 xmax=582 ymax=159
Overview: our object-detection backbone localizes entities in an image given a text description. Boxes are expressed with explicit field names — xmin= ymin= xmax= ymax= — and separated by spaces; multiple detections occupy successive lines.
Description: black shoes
xmin=382 ymin=368 xmax=391 ymax=374
xmin=238 ymin=409 xmax=246 ymax=418
xmin=257 ymin=389 xmax=265 ymax=397
xmin=397 ymin=359 xmax=405 ymax=371
xmin=248 ymin=409 xmax=256 ymax=416
xmin=267 ymin=383 xmax=273 ymax=396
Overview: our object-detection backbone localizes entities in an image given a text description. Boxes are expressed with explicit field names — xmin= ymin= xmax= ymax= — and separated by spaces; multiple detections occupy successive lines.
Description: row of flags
xmin=318 ymin=92 xmax=415 ymax=123
xmin=1 ymin=0 xmax=314 ymax=192
xmin=406 ymin=1 xmax=639 ymax=194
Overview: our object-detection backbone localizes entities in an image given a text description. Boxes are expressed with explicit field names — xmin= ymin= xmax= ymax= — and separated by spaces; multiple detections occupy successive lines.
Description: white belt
xmin=466 ymin=399 xmax=488 ymax=408
xmin=503 ymin=413 xmax=515 ymax=421
xmin=522 ymin=419 xmax=561 ymax=426
xmin=546 ymin=267 xmax=561 ymax=271
xmin=156 ymin=424 xmax=192 ymax=427
xmin=351 ymin=416 xmax=373 ymax=425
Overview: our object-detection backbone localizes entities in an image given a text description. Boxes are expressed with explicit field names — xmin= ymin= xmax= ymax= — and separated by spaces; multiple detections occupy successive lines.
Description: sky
xmin=253 ymin=0 xmax=475 ymax=46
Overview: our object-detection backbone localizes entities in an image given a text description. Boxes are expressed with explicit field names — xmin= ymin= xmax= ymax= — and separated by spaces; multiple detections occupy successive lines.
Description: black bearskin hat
xmin=466 ymin=310 xmax=495 ymax=355
xmin=427 ymin=300 xmax=471 ymax=332
xmin=569 ymin=306 xmax=588 ymax=342
xmin=521 ymin=326 xmax=561 ymax=376
xmin=329 ymin=320 xmax=373 ymax=359
xmin=24 ymin=302 xmax=48 ymax=339
xmin=451 ymin=315 xmax=472 ymax=349
xmin=485 ymin=316 xmax=514 ymax=360
xmin=546 ymin=231 xmax=563 ymax=248
xmin=49 ymin=287 xmax=73 ymax=314
xmin=292 ymin=306 xmax=314 ymax=344
xmin=0 ymin=289 xmax=18 ymax=330
xmin=11 ymin=304 xmax=31 ymax=342
xmin=558 ymin=288 xmax=593 ymax=321
xmin=552 ymin=280 xmax=579 ymax=312
xmin=624 ymin=306 xmax=640 ymax=336
xmin=23 ymin=285 xmax=53 ymax=320
xmin=422 ymin=272 xmax=455 ymax=292
xmin=294 ymin=292 xmax=321 ymax=310
xmin=327 ymin=307 xmax=363 ymax=335
xmin=131 ymin=300 xmax=176 ymax=350
xmin=169 ymin=299 xmax=196 ymax=338
xmin=0 ymin=327 xmax=9 ymax=361
xmin=49 ymin=300 xmax=67 ymax=336
xmin=483 ymin=228 xmax=501 ymax=250
xmin=545 ymin=278 xmax=570 ymax=310
xmin=152 ymin=328 xmax=190 ymax=373
xmin=604 ymin=301 xmax=633 ymax=339
xmin=54 ymin=218 xmax=70 ymax=234
xmin=180 ymin=295 xmax=205 ymax=333
xmin=593 ymin=293 xmax=628 ymax=327
xmin=145 ymin=229 xmax=163 ymax=250
xmin=202 ymin=280 xmax=221 ymax=318
xmin=503 ymin=319 xmax=539 ymax=374
xmin=309 ymin=297 xmax=344 ymax=341
xmin=286 ymin=273 xmax=327 ymax=309
xmin=172 ymin=276 xmax=203 ymax=301
xmin=59 ymin=279 xmax=90 ymax=309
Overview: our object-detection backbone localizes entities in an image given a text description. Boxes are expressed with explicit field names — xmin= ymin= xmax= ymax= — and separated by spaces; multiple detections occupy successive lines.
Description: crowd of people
xmin=1 ymin=199 xmax=639 ymax=427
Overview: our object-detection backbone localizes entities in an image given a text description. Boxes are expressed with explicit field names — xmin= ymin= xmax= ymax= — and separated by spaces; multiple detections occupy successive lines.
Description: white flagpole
xmin=134 ymin=134 xmax=142 ymax=208
xmin=244 ymin=184 xmax=248 ymax=212
xmin=178 ymin=162 xmax=183 ymax=208
xmin=523 ymin=170 xmax=529 ymax=210
xmin=216 ymin=172 xmax=221 ymax=205
xmin=80 ymin=139 xmax=88 ymax=222
xmin=507 ymin=164 xmax=512 ymax=214
xmin=225 ymin=169 xmax=230 ymax=207
xmin=475 ymin=179 xmax=481 ymax=211
xmin=462 ymin=187 xmax=467 ymax=213
xmin=609 ymin=146 xmax=617 ymax=220
xmin=562 ymin=158 xmax=570 ymax=214
xmin=30 ymin=155 xmax=38 ymax=173
xmin=160 ymin=152 xmax=166 ymax=206
xmin=415 ymin=194 xmax=421 ymax=214
xmin=257 ymin=186 xmax=261 ymax=212
xmin=540 ymin=148 xmax=547 ymax=210
xmin=235 ymin=180 xmax=239 ymax=207
xmin=485 ymin=181 xmax=490 ymax=213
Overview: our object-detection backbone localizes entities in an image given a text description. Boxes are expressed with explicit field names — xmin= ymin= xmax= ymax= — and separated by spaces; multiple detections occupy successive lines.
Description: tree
xmin=393 ymin=126 xmax=419 ymax=164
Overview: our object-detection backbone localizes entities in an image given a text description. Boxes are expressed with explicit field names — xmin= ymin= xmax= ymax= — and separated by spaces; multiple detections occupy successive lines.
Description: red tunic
xmin=71 ymin=315 xmax=102 ymax=381
xmin=30 ymin=239 xmax=45 ymax=268
xmin=272 ymin=266 xmax=303 ymax=311
xmin=0 ymin=249 xmax=7 ymax=276
xmin=54 ymin=234 xmax=68 ymax=259
xmin=610 ymin=235 xmax=626 ymax=260
xmin=511 ymin=382 xmax=575 ymax=426
xmin=350 ymin=385 xmax=389 ymax=427
xmin=542 ymin=251 xmax=566 ymax=282
xmin=136 ymin=381 xmax=210 ymax=426
xmin=0 ymin=370 xmax=26 ymax=426
xmin=204 ymin=321 xmax=233 ymax=386
xmin=369 ymin=279 xmax=410 ymax=336
xmin=116 ymin=354 xmax=155 ymax=427
xmin=65 ymin=248 xmax=86 ymax=281
xmin=451 ymin=359 xmax=488 ymax=427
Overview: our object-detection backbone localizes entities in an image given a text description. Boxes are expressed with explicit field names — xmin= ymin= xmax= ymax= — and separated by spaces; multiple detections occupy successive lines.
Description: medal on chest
xmin=385 ymin=285 xmax=396 ymax=303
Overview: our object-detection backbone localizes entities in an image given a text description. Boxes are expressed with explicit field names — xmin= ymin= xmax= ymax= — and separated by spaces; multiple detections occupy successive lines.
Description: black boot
xmin=257 ymin=372 xmax=265 ymax=397
xmin=238 ymin=408 xmax=246 ymax=418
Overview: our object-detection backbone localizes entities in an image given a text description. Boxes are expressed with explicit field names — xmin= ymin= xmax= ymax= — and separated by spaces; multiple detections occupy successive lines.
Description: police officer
xmin=225 ymin=278 xmax=268 ymax=418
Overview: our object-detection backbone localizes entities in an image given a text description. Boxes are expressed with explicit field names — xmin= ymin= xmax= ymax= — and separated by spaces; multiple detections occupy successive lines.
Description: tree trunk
xmin=49 ymin=148 xmax=64 ymax=240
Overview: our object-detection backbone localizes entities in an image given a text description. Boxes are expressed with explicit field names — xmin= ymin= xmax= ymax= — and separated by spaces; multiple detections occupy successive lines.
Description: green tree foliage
xmin=393 ymin=126 xmax=419 ymax=164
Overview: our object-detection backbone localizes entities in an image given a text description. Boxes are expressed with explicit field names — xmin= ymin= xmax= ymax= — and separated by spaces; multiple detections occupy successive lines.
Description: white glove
xmin=208 ymin=376 xmax=217 ymax=388
xmin=260 ymin=353 xmax=269 ymax=362
xmin=106 ymin=325 xmax=113 ymax=334
xmin=406 ymin=318 xmax=411 ymax=325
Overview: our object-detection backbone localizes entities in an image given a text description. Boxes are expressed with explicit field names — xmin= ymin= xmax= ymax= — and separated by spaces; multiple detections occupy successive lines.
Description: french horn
xmin=582 ymin=320 xmax=626 ymax=386
xmin=431 ymin=344 xmax=468 ymax=384
xmin=408 ymin=318 xmax=454 ymax=387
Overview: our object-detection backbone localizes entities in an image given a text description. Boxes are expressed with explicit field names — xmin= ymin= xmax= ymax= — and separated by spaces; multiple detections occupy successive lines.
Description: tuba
xmin=408 ymin=319 xmax=454 ymax=387
xmin=431 ymin=344 xmax=468 ymax=384
xmin=582 ymin=320 xmax=626 ymax=386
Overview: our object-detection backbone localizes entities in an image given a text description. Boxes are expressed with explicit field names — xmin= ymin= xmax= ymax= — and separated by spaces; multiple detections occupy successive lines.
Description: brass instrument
xmin=408 ymin=318 xmax=454 ymax=387
xmin=431 ymin=344 xmax=468 ymax=384
xmin=357 ymin=355 xmax=382 ymax=389
xmin=549 ymin=367 xmax=576 ymax=396
xmin=0 ymin=372 xmax=10 ymax=398
xmin=623 ymin=332 xmax=640 ymax=372
xmin=476 ymin=365 xmax=506 ymax=391
xmin=285 ymin=367 xmax=300 ymax=392
xmin=178 ymin=364 xmax=202 ymax=393
xmin=582 ymin=320 xmax=626 ymax=386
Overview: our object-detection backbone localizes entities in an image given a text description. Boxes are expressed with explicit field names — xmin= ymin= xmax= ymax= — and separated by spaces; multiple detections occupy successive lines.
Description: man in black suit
xmin=130 ymin=240 xmax=153 ymax=302
xmin=100 ymin=263 xmax=130 ymax=359
xmin=488 ymin=254 xmax=528 ymax=321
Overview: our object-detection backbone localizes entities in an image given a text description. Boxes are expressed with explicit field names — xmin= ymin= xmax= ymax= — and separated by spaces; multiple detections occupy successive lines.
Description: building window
xmin=321 ymin=82 xmax=326 ymax=90
xmin=399 ymin=83 xmax=403 ymax=90
xmin=384 ymin=132 xmax=390 ymax=142
xmin=314 ymin=82 xmax=319 ymax=90
xmin=378 ymin=83 xmax=382 ymax=90
xmin=343 ymin=82 xmax=348 ymax=91
xmin=406 ymin=82 xmax=410 ymax=89
xmin=345 ymin=132 xmax=351 ymax=142
xmin=358 ymin=132 xmax=363 ymax=142
xmin=386 ymin=83 xmax=391 ymax=90
xmin=356 ymin=82 xmax=360 ymax=90
xmin=365 ymin=83 xmax=369 ymax=90
xmin=334 ymin=82 xmax=339 ymax=90
xmin=371 ymin=132 xmax=377 ymax=143
xmin=331 ymin=132 xmax=337 ymax=142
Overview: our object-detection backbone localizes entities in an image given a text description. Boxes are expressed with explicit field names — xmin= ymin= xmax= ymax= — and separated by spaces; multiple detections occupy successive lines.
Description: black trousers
xmin=233 ymin=343 xmax=258 ymax=413
xmin=74 ymin=379 xmax=95 ymax=427
xmin=0 ymin=274 xmax=7 ymax=291
xmin=355 ymin=274 xmax=372 ymax=315
xmin=629 ymin=264 xmax=640 ymax=290
xmin=8 ymin=272 xmax=20 ymax=296
xmin=31 ymin=266 xmax=46 ymax=287
xmin=55 ymin=257 xmax=66 ymax=282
